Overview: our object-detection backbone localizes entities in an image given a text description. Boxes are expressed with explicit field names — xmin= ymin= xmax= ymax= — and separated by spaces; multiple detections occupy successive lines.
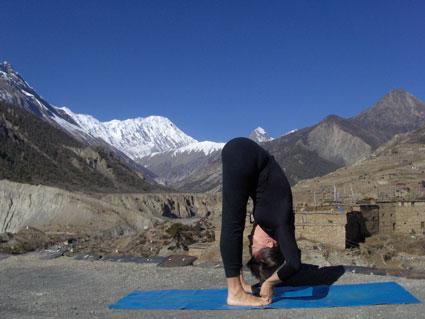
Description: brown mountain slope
xmin=162 ymin=89 xmax=425 ymax=192
xmin=293 ymin=124 xmax=425 ymax=205
xmin=351 ymin=88 xmax=425 ymax=143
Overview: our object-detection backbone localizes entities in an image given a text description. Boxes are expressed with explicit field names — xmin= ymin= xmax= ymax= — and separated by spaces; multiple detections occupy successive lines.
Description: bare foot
xmin=227 ymin=289 xmax=270 ymax=307
xmin=239 ymin=274 xmax=253 ymax=294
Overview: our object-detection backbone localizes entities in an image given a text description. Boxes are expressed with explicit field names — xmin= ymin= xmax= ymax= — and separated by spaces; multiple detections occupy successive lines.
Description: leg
xmin=220 ymin=139 xmax=270 ymax=306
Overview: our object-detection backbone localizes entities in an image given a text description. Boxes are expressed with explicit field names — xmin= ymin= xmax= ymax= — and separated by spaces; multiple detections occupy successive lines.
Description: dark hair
xmin=247 ymin=225 xmax=285 ymax=282
xmin=246 ymin=247 xmax=284 ymax=282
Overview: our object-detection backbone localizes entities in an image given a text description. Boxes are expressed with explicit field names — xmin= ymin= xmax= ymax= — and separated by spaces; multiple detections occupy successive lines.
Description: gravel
xmin=0 ymin=254 xmax=424 ymax=319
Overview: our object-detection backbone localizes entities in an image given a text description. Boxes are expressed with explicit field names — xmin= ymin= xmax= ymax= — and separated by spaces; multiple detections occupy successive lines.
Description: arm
xmin=275 ymin=223 xmax=302 ymax=281
xmin=260 ymin=223 xmax=301 ymax=300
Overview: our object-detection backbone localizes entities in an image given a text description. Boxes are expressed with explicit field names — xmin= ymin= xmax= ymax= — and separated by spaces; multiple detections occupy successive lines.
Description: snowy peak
xmin=1 ymin=61 xmax=15 ymax=74
xmin=0 ymin=61 xmax=67 ymax=122
xmin=1 ymin=61 xmax=27 ymax=91
xmin=147 ymin=140 xmax=224 ymax=159
xmin=59 ymin=107 xmax=198 ymax=159
xmin=170 ymin=140 xmax=224 ymax=157
xmin=0 ymin=61 xmax=35 ymax=93
xmin=249 ymin=126 xmax=273 ymax=143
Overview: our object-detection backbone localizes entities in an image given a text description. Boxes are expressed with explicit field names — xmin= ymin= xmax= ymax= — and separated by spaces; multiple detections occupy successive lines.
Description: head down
xmin=247 ymin=223 xmax=285 ymax=283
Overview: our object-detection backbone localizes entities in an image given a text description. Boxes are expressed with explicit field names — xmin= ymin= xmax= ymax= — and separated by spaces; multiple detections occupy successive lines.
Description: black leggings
xmin=220 ymin=137 xmax=301 ymax=280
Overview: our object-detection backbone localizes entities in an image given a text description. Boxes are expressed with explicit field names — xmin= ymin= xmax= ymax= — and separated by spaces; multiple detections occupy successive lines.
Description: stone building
xmin=225 ymin=198 xmax=425 ymax=253
xmin=351 ymin=201 xmax=380 ymax=236
xmin=292 ymin=197 xmax=425 ymax=251
xmin=378 ymin=200 xmax=425 ymax=235
xmin=295 ymin=207 xmax=347 ymax=250
xmin=294 ymin=203 xmax=381 ymax=250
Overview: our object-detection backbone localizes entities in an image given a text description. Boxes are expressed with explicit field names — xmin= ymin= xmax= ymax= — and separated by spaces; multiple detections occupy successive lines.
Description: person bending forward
xmin=220 ymin=137 xmax=301 ymax=306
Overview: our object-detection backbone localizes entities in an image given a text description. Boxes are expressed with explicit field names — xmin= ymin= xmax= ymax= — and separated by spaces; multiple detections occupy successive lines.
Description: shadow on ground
xmin=252 ymin=263 xmax=345 ymax=299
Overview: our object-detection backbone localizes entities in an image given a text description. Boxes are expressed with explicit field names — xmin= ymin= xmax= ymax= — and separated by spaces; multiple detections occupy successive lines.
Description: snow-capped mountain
xmin=0 ymin=61 xmax=182 ymax=185
xmin=59 ymin=108 xmax=227 ymax=189
xmin=0 ymin=62 xmax=168 ymax=191
xmin=249 ymin=126 xmax=273 ymax=143
xmin=0 ymin=62 xmax=197 ymax=160
xmin=2 ymin=61 xmax=293 ymax=192
xmin=58 ymin=106 xmax=198 ymax=160
xmin=148 ymin=140 xmax=225 ymax=159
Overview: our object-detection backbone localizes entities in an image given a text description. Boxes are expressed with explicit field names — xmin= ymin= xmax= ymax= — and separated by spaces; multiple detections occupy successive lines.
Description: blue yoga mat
xmin=109 ymin=281 xmax=420 ymax=310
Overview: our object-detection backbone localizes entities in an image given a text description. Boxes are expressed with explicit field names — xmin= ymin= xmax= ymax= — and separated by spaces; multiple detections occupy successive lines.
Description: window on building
xmin=421 ymin=222 xmax=424 ymax=229
xmin=393 ymin=223 xmax=396 ymax=231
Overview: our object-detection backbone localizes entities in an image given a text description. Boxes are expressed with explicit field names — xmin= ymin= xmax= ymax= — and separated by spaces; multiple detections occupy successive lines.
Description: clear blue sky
xmin=1 ymin=1 xmax=424 ymax=142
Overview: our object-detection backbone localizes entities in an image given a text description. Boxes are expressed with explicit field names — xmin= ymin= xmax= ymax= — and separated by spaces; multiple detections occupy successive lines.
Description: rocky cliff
xmin=0 ymin=180 xmax=221 ymax=234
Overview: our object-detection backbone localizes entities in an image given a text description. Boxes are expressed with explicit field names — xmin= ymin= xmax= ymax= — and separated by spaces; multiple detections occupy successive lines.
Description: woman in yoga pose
xmin=220 ymin=137 xmax=301 ymax=306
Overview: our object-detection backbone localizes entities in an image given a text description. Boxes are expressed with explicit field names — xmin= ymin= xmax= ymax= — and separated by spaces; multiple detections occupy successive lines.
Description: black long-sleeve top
xmin=220 ymin=137 xmax=301 ymax=281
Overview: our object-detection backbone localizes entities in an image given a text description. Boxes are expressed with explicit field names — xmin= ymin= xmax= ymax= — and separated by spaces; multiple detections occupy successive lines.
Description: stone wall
xmin=294 ymin=210 xmax=347 ymax=250
xmin=379 ymin=201 xmax=425 ymax=235
xmin=377 ymin=202 xmax=397 ymax=234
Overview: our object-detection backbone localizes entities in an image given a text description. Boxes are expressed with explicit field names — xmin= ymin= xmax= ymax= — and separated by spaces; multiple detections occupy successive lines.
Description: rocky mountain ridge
xmin=258 ymin=88 xmax=425 ymax=186
xmin=2 ymin=61 xmax=425 ymax=192
xmin=166 ymin=88 xmax=425 ymax=191
xmin=351 ymin=89 xmax=425 ymax=143
xmin=0 ymin=62 xmax=228 ymax=190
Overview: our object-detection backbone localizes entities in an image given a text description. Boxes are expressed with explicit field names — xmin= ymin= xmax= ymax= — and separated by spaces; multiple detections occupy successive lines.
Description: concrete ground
xmin=0 ymin=254 xmax=424 ymax=319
